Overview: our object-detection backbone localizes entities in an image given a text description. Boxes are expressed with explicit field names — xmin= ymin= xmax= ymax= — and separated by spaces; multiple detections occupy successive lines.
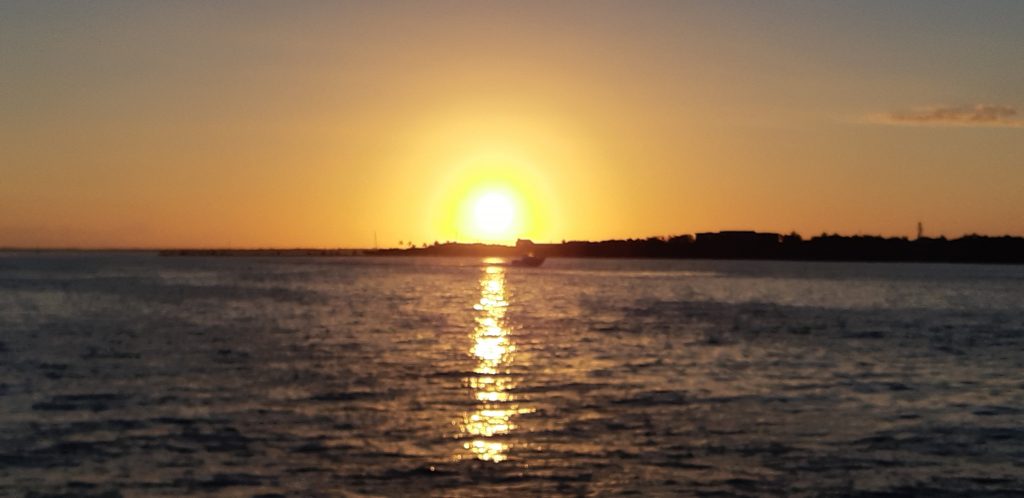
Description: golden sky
xmin=2 ymin=2 xmax=1023 ymax=248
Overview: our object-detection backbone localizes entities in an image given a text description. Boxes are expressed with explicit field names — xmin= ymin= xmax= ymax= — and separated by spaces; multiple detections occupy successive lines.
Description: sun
xmin=466 ymin=187 xmax=528 ymax=241
xmin=470 ymin=191 xmax=517 ymax=240
xmin=430 ymin=153 xmax=559 ymax=244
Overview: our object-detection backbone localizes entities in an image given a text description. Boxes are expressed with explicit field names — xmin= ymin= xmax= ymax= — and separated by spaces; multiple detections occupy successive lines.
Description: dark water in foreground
xmin=1 ymin=253 xmax=1023 ymax=497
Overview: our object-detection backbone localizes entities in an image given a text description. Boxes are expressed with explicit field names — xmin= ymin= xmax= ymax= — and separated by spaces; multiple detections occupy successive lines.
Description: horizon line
xmin=4 ymin=229 xmax=1024 ymax=252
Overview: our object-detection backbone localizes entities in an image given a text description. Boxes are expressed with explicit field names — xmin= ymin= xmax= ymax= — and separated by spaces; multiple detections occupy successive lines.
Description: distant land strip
xmin=157 ymin=231 xmax=1024 ymax=264
xmin=157 ymin=249 xmax=362 ymax=257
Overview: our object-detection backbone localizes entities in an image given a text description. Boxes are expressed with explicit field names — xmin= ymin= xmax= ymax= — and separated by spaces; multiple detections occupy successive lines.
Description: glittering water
xmin=2 ymin=253 xmax=1023 ymax=496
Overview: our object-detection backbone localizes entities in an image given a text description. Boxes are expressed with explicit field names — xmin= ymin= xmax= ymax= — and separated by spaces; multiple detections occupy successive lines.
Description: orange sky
xmin=2 ymin=2 xmax=1023 ymax=248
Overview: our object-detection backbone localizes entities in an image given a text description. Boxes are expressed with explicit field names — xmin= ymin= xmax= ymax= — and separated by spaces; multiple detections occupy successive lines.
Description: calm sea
xmin=1 ymin=253 xmax=1023 ymax=497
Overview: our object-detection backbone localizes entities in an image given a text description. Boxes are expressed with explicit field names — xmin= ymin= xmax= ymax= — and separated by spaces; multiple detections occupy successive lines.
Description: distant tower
xmin=917 ymin=222 xmax=923 ymax=240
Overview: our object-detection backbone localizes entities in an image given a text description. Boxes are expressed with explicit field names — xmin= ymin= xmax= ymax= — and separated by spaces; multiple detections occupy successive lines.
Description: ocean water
xmin=1 ymin=253 xmax=1023 ymax=497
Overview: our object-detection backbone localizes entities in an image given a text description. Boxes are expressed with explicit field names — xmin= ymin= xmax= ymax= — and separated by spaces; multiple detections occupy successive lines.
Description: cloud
xmin=873 ymin=104 xmax=1024 ymax=127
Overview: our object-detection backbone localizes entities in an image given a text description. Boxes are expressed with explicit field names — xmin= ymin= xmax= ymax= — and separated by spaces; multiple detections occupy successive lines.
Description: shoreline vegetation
xmin=148 ymin=231 xmax=1024 ymax=264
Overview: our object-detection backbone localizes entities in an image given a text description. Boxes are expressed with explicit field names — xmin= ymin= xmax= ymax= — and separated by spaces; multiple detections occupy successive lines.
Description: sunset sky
xmin=3 ymin=1 xmax=1023 ymax=248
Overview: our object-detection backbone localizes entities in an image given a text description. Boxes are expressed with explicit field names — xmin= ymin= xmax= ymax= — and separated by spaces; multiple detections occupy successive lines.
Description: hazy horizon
xmin=3 ymin=227 xmax=1021 ymax=251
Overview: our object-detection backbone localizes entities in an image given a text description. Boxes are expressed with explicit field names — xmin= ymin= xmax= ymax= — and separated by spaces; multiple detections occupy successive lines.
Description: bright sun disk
xmin=471 ymin=191 xmax=516 ymax=239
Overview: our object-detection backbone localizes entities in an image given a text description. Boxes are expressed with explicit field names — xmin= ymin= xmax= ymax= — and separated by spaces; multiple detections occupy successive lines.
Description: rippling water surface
xmin=2 ymin=253 xmax=1023 ymax=496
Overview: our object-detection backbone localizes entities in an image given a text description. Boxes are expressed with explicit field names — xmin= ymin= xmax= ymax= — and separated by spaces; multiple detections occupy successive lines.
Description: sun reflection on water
xmin=457 ymin=265 xmax=531 ymax=463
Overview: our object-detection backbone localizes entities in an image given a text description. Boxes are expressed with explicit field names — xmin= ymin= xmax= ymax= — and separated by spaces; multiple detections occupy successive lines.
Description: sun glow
xmin=470 ymin=191 xmax=517 ymax=240
xmin=426 ymin=148 xmax=563 ymax=245
xmin=449 ymin=181 xmax=530 ymax=244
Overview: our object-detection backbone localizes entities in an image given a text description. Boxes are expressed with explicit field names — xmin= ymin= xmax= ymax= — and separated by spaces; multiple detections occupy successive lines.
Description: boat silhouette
xmin=507 ymin=254 xmax=545 ymax=267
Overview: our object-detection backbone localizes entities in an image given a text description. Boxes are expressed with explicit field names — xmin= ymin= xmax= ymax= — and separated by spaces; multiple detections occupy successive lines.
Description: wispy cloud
xmin=872 ymin=104 xmax=1024 ymax=127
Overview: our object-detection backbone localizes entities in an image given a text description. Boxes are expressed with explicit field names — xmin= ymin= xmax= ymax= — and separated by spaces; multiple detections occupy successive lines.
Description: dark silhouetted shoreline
xmin=156 ymin=249 xmax=362 ymax=257
xmin=155 ymin=231 xmax=1024 ymax=264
